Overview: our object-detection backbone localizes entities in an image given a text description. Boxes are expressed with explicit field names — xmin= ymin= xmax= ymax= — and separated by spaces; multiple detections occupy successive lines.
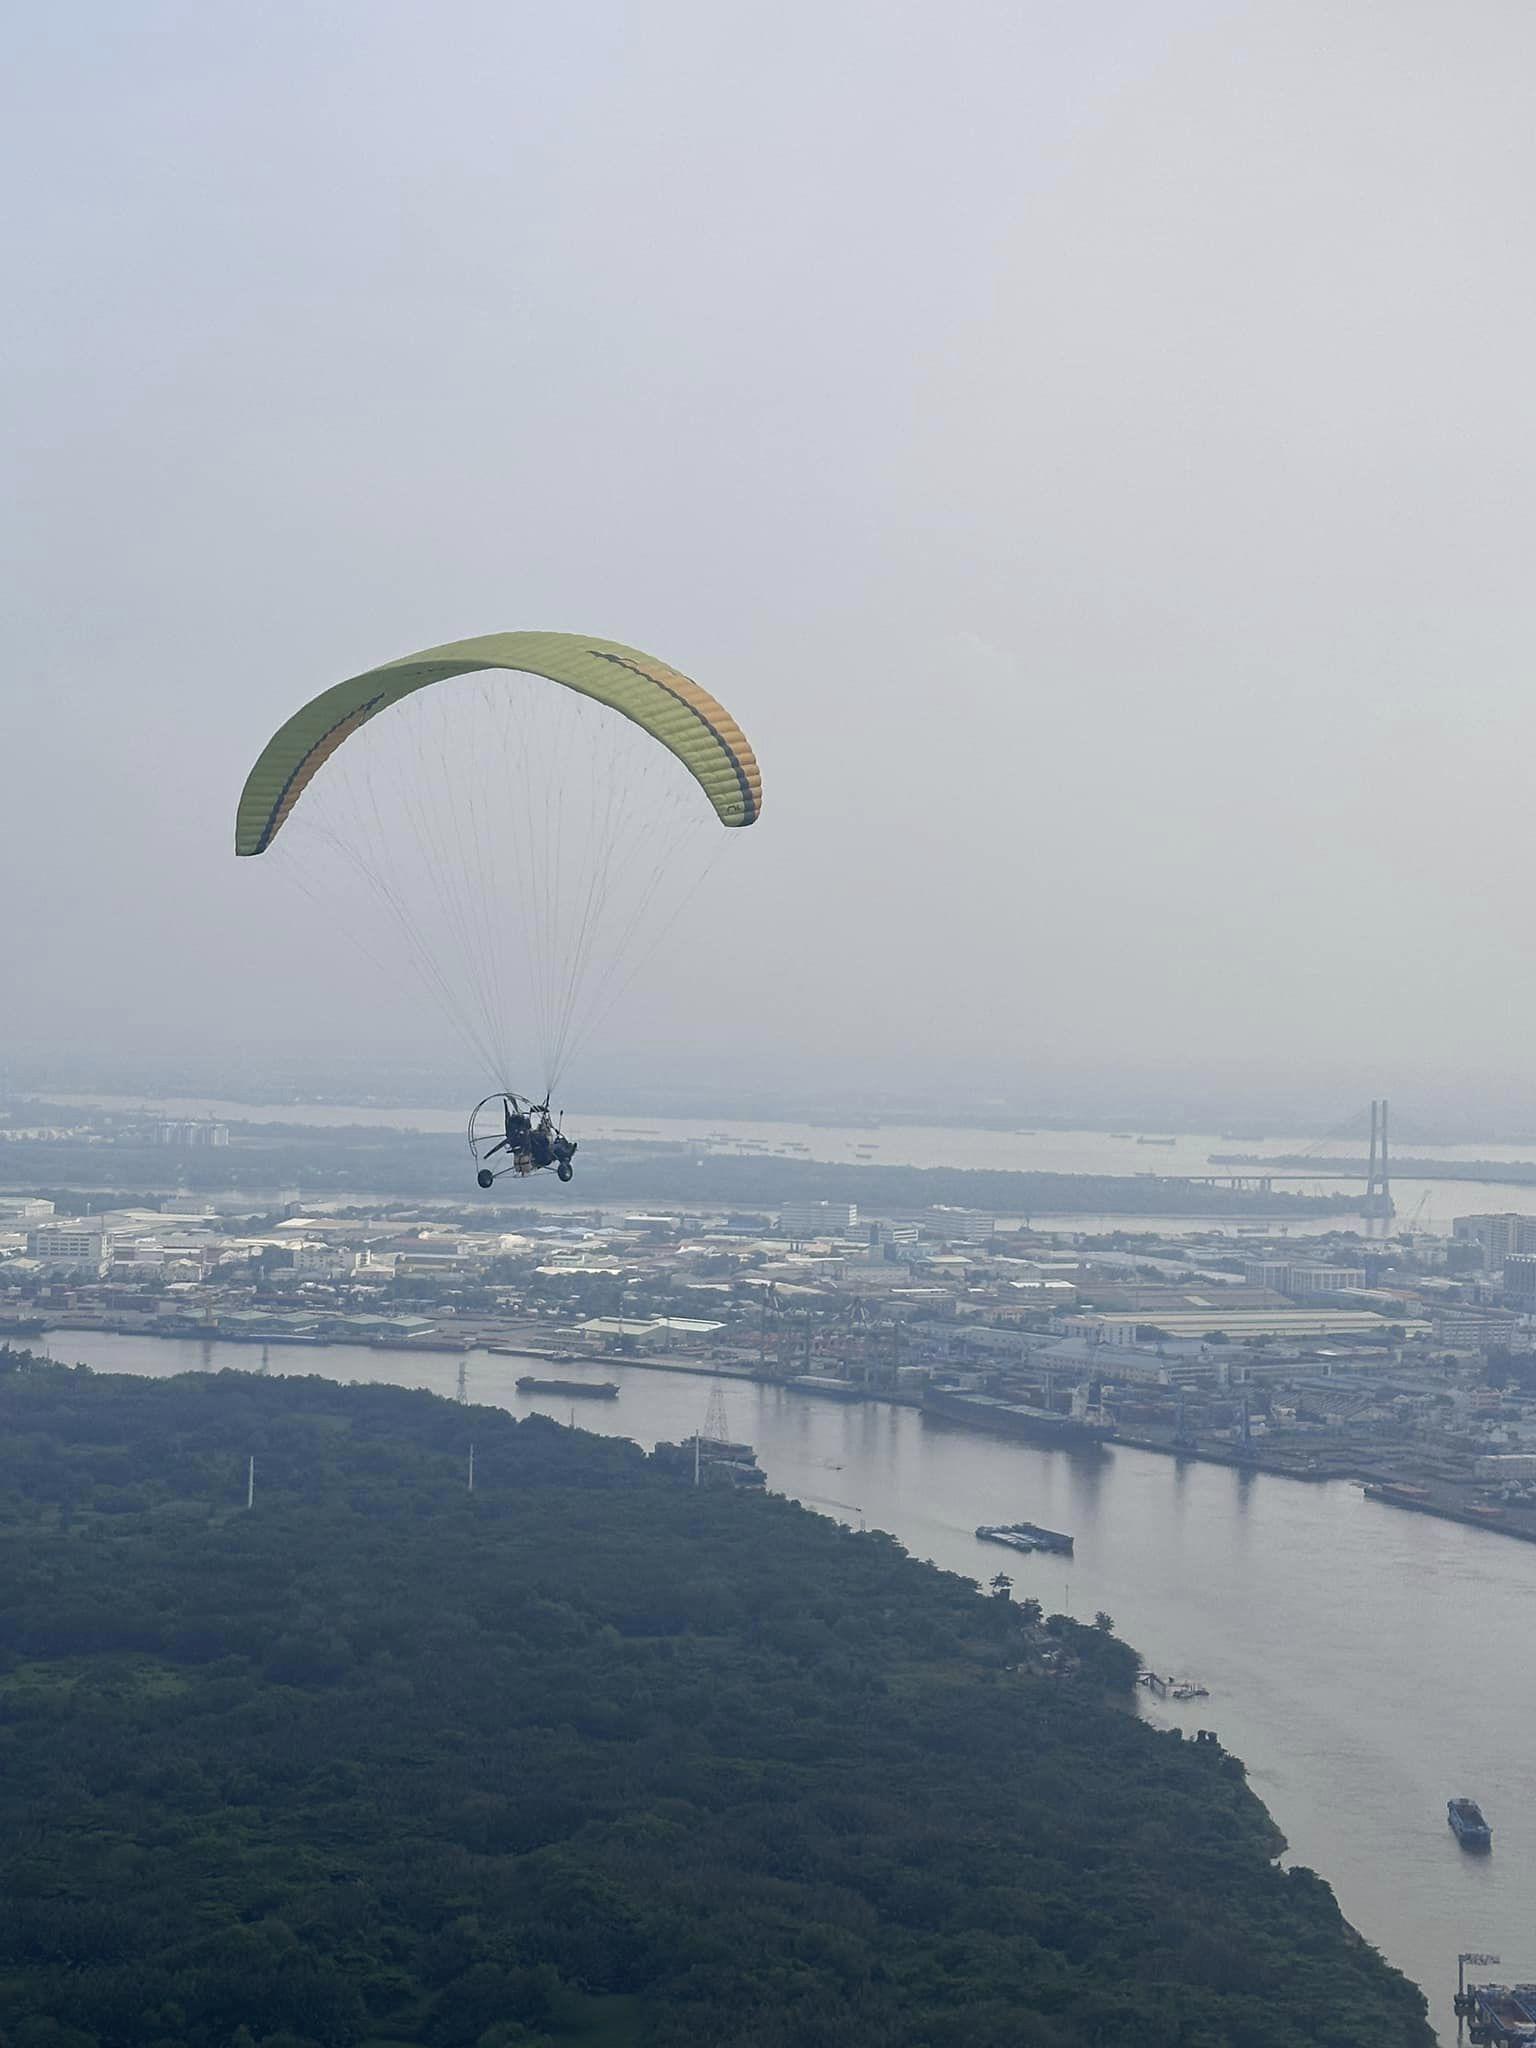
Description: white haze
xmin=4 ymin=2 xmax=1536 ymax=1122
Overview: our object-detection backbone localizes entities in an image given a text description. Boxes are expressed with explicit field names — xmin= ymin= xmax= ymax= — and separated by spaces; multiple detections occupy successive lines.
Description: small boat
xmin=1448 ymin=1798 xmax=1492 ymax=1851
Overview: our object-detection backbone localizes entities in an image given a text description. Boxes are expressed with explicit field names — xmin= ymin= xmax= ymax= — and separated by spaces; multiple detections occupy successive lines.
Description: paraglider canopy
xmin=236 ymin=630 xmax=761 ymax=856
xmin=233 ymin=629 xmax=762 ymax=1105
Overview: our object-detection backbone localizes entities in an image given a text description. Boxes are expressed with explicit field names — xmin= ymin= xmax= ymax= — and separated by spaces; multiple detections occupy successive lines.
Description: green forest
xmin=0 ymin=1353 xmax=1429 ymax=2048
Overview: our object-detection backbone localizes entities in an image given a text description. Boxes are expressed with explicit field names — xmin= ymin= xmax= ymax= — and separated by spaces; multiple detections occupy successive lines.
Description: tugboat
xmin=1447 ymin=1798 xmax=1492 ymax=1851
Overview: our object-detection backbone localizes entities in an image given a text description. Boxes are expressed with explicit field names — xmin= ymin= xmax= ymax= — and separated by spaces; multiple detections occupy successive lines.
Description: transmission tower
xmin=755 ymin=1280 xmax=782 ymax=1375
xmin=701 ymin=1385 xmax=731 ymax=1444
xmin=455 ymin=1359 xmax=468 ymax=1404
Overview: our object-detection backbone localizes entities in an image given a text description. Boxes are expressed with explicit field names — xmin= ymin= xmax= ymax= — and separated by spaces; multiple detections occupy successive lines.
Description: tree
xmin=1093 ymin=1611 xmax=1115 ymax=1633
xmin=989 ymin=1572 xmax=1012 ymax=1600
xmin=0 ymin=1359 xmax=1433 ymax=2048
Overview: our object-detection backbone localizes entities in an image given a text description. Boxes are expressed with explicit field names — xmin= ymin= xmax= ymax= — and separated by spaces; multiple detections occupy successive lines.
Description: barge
xmin=515 ymin=1377 xmax=620 ymax=1400
xmin=976 ymin=1521 xmax=1075 ymax=1555
xmin=652 ymin=1437 xmax=766 ymax=1488
xmin=1448 ymin=1798 xmax=1492 ymax=1851
xmin=926 ymin=1386 xmax=1112 ymax=1449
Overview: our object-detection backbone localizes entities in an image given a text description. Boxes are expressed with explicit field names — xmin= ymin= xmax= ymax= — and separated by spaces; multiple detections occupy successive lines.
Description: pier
xmin=1455 ymin=1981 xmax=1536 ymax=2044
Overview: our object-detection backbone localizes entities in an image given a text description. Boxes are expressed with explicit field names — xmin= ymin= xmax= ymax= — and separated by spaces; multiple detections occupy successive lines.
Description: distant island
xmin=0 ymin=1350 xmax=1428 ymax=2046
xmin=1211 ymin=1149 xmax=1536 ymax=1188
xmin=0 ymin=1111 xmax=1358 ymax=1217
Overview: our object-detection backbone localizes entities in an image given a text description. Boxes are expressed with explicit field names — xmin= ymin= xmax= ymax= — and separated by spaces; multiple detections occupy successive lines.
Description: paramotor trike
xmin=468 ymin=1092 xmax=577 ymax=1187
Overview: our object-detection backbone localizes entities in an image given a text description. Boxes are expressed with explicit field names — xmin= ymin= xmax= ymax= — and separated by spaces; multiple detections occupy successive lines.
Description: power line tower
xmin=455 ymin=1358 xmax=468 ymax=1404
xmin=1173 ymin=1388 xmax=1198 ymax=1451
xmin=689 ymin=1386 xmax=733 ymax=1488
xmin=843 ymin=1297 xmax=877 ymax=1384
xmin=755 ymin=1281 xmax=782 ymax=1376
xmin=701 ymin=1385 xmax=731 ymax=1445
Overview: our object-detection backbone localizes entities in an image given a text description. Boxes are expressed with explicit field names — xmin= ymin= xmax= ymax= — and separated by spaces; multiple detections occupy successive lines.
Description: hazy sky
xmin=6 ymin=2 xmax=1536 ymax=1115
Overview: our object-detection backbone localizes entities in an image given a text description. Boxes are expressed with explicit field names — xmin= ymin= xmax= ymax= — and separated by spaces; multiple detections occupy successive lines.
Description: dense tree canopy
xmin=0 ymin=1354 xmax=1429 ymax=2048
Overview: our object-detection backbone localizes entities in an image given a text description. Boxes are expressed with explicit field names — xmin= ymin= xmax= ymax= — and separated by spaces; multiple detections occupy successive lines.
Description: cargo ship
xmin=1363 ymin=1481 xmax=1432 ymax=1508
xmin=925 ymin=1386 xmax=1112 ymax=1449
xmin=515 ymin=1377 xmax=619 ymax=1399
xmin=976 ymin=1521 xmax=1074 ymax=1555
xmin=652 ymin=1437 xmax=766 ymax=1488
xmin=1448 ymin=1798 xmax=1492 ymax=1851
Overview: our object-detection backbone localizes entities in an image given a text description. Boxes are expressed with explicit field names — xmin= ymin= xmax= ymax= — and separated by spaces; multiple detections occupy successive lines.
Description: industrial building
xmin=1454 ymin=1213 xmax=1536 ymax=1270
xmin=152 ymin=1119 xmax=230 ymax=1147
xmin=25 ymin=1223 xmax=110 ymax=1275
xmin=1242 ymin=1259 xmax=1366 ymax=1297
xmin=1065 ymin=1308 xmax=1426 ymax=1345
xmin=780 ymin=1200 xmax=859 ymax=1238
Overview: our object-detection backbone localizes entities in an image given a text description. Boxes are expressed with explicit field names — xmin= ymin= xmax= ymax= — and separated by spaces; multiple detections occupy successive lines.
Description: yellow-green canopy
xmin=235 ymin=630 xmax=762 ymax=855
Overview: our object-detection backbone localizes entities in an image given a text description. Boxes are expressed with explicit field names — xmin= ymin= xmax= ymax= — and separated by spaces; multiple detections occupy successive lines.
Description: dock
xmin=1137 ymin=1672 xmax=1209 ymax=1701
xmin=1455 ymin=1980 xmax=1536 ymax=2043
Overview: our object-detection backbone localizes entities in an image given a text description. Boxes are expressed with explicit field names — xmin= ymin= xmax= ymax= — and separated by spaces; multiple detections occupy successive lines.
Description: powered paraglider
xmin=235 ymin=631 xmax=762 ymax=1189
xmin=469 ymin=1092 xmax=576 ymax=1186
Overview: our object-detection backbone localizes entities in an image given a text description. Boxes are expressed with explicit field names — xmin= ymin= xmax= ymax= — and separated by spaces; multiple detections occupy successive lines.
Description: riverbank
xmin=1213 ymin=1151 xmax=1536 ymax=1188
xmin=1087 ymin=1427 xmax=1536 ymax=1546
xmin=1353 ymin=1476 xmax=1536 ymax=1546
xmin=0 ymin=1359 xmax=1432 ymax=2047
xmin=20 ymin=1316 xmax=1535 ymax=1552
xmin=21 ymin=1321 xmax=1536 ymax=2038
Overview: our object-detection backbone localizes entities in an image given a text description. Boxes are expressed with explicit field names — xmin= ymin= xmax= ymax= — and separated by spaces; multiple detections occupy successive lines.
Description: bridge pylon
xmin=1364 ymin=1098 xmax=1394 ymax=1225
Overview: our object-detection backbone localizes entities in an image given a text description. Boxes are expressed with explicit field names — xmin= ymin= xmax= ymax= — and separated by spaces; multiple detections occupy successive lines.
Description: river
xmin=35 ymin=1325 xmax=1532 ymax=2039
xmin=41 ymin=1093 xmax=1536 ymax=1236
